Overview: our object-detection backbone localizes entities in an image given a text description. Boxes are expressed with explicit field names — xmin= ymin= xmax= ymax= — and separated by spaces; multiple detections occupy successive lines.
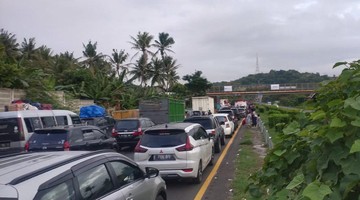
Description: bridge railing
xmin=257 ymin=118 xmax=273 ymax=149
xmin=208 ymin=82 xmax=320 ymax=93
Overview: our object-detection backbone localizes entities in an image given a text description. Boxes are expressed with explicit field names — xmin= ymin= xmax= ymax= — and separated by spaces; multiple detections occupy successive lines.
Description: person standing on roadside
xmin=251 ymin=111 xmax=257 ymax=127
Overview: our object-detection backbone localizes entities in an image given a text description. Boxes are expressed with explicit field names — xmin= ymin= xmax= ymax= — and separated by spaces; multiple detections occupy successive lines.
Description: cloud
xmin=1 ymin=0 xmax=360 ymax=82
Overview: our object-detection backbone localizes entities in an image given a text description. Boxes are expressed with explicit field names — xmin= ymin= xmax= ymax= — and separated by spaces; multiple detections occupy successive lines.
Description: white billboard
xmin=271 ymin=84 xmax=280 ymax=90
xmin=224 ymin=86 xmax=233 ymax=92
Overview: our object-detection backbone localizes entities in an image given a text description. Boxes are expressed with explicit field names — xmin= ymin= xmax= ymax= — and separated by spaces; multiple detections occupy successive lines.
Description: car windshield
xmin=29 ymin=130 xmax=68 ymax=145
xmin=115 ymin=120 xmax=139 ymax=131
xmin=141 ymin=130 xmax=187 ymax=147
xmin=183 ymin=118 xmax=212 ymax=129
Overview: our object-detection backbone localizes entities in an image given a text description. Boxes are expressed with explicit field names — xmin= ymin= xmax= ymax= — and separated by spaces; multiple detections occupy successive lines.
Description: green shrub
xmin=275 ymin=122 xmax=286 ymax=132
xmin=268 ymin=114 xmax=290 ymax=128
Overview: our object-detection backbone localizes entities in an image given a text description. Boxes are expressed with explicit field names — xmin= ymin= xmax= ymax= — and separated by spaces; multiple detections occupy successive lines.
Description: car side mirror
xmin=145 ymin=167 xmax=159 ymax=178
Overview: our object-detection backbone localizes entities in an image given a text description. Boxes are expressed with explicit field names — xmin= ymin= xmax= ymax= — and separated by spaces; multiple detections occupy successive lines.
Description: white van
xmin=0 ymin=110 xmax=81 ymax=153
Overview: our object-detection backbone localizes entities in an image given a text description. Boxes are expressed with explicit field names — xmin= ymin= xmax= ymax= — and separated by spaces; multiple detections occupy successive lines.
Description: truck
xmin=192 ymin=96 xmax=215 ymax=114
xmin=139 ymin=98 xmax=185 ymax=124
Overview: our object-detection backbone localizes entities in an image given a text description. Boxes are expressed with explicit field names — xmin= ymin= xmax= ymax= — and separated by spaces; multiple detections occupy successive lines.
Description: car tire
xmin=156 ymin=194 xmax=165 ymax=200
xmin=214 ymin=138 xmax=221 ymax=153
xmin=221 ymin=134 xmax=225 ymax=145
xmin=193 ymin=161 xmax=203 ymax=184
xmin=209 ymin=147 xmax=215 ymax=166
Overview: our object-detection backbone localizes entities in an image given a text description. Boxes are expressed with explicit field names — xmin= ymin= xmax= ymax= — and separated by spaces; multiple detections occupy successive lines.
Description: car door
xmin=81 ymin=129 xmax=98 ymax=150
xmin=198 ymin=127 xmax=212 ymax=166
xmin=108 ymin=160 xmax=157 ymax=200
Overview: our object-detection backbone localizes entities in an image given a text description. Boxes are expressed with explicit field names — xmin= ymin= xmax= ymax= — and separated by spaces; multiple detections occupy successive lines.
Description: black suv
xmin=112 ymin=118 xmax=156 ymax=150
xmin=81 ymin=116 xmax=115 ymax=137
xmin=25 ymin=125 xmax=117 ymax=151
xmin=183 ymin=115 xmax=225 ymax=153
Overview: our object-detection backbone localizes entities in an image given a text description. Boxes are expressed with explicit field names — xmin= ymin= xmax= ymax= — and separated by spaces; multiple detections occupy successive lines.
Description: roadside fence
xmin=257 ymin=118 xmax=273 ymax=149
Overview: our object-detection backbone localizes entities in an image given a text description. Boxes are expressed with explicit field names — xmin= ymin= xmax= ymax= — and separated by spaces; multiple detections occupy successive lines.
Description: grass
xmin=231 ymin=129 xmax=264 ymax=200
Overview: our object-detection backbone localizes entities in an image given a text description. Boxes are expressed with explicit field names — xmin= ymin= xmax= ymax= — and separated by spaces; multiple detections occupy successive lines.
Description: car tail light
xmin=24 ymin=141 xmax=29 ymax=152
xmin=111 ymin=128 xmax=117 ymax=137
xmin=176 ymin=137 xmax=193 ymax=151
xmin=182 ymin=168 xmax=193 ymax=172
xmin=134 ymin=141 xmax=147 ymax=153
xmin=63 ymin=141 xmax=70 ymax=151
xmin=133 ymin=127 xmax=142 ymax=137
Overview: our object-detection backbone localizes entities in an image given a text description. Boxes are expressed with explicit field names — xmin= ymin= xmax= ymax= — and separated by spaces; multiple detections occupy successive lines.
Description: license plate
xmin=120 ymin=134 xmax=132 ymax=138
xmin=153 ymin=154 xmax=175 ymax=161
xmin=0 ymin=142 xmax=10 ymax=148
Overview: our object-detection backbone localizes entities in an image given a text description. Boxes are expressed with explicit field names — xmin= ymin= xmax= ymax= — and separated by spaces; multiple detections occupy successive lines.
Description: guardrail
xmin=257 ymin=118 xmax=273 ymax=149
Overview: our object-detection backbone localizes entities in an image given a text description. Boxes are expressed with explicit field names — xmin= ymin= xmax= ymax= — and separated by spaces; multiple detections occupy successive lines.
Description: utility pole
xmin=256 ymin=53 xmax=260 ymax=74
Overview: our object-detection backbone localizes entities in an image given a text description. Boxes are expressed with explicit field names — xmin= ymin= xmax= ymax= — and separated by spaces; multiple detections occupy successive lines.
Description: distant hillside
xmin=214 ymin=70 xmax=333 ymax=85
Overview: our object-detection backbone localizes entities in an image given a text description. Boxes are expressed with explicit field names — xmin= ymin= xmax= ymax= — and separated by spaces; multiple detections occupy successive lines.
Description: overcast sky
xmin=1 ymin=0 xmax=359 ymax=82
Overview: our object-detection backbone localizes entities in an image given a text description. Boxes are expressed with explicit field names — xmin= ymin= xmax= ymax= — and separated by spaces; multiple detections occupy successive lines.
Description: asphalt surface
xmin=201 ymin=125 xmax=246 ymax=200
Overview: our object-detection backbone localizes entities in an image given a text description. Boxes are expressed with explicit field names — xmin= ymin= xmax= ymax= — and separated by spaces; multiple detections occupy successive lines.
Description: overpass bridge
xmin=206 ymin=82 xmax=319 ymax=96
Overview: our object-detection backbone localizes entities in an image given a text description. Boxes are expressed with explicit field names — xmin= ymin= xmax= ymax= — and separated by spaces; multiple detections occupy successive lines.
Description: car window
xmin=141 ymin=130 xmax=187 ymax=147
xmin=56 ymin=116 xmax=68 ymax=125
xmin=215 ymin=116 xmax=227 ymax=123
xmin=69 ymin=129 xmax=83 ymax=143
xmin=93 ymin=129 xmax=106 ymax=139
xmin=82 ymin=130 xmax=95 ymax=141
xmin=30 ymin=130 xmax=68 ymax=145
xmin=70 ymin=115 xmax=81 ymax=125
xmin=0 ymin=118 xmax=20 ymax=139
xmin=110 ymin=161 xmax=143 ymax=187
xmin=76 ymin=164 xmax=114 ymax=200
xmin=192 ymin=127 xmax=205 ymax=140
xmin=24 ymin=117 xmax=42 ymax=132
xmin=34 ymin=179 xmax=75 ymax=200
xmin=198 ymin=128 xmax=208 ymax=139
xmin=184 ymin=118 xmax=212 ymax=129
xmin=41 ymin=116 xmax=56 ymax=128
xmin=115 ymin=120 xmax=139 ymax=131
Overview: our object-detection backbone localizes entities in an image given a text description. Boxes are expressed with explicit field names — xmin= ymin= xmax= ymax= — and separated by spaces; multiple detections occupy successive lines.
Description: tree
xmin=81 ymin=41 xmax=108 ymax=75
xmin=0 ymin=29 xmax=20 ymax=63
xmin=109 ymin=49 xmax=129 ymax=77
xmin=20 ymin=37 xmax=37 ymax=60
xmin=129 ymin=31 xmax=154 ymax=61
xmin=153 ymin=32 xmax=175 ymax=60
xmin=163 ymin=56 xmax=180 ymax=91
xmin=183 ymin=70 xmax=212 ymax=96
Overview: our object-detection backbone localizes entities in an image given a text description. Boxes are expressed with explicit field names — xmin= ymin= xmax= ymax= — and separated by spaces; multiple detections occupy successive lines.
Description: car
xmin=217 ymin=109 xmax=239 ymax=128
xmin=213 ymin=113 xmax=235 ymax=137
xmin=25 ymin=125 xmax=117 ymax=152
xmin=0 ymin=150 xmax=167 ymax=200
xmin=112 ymin=118 xmax=156 ymax=150
xmin=0 ymin=110 xmax=81 ymax=154
xmin=134 ymin=123 xmax=214 ymax=184
xmin=183 ymin=115 xmax=225 ymax=153
xmin=192 ymin=110 xmax=202 ymax=116
xmin=81 ymin=116 xmax=116 ymax=137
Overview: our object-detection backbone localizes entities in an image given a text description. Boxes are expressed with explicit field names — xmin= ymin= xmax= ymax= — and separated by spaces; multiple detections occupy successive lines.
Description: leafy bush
xmin=268 ymin=114 xmax=290 ymax=128
xmin=248 ymin=60 xmax=360 ymax=200
xmin=275 ymin=122 xmax=286 ymax=132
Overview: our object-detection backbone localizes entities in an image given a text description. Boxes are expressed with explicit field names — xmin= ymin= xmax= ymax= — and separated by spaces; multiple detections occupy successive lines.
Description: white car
xmin=134 ymin=122 xmax=214 ymax=184
xmin=213 ymin=113 xmax=234 ymax=136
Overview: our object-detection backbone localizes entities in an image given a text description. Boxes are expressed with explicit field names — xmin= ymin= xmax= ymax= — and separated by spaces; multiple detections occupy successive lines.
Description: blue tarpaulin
xmin=80 ymin=105 xmax=106 ymax=118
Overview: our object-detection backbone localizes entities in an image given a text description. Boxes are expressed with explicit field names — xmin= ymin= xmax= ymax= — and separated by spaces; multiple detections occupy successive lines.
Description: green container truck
xmin=139 ymin=98 xmax=185 ymax=124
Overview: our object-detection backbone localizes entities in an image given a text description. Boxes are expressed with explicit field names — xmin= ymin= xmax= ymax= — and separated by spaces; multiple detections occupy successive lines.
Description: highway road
xmin=119 ymin=123 xmax=244 ymax=200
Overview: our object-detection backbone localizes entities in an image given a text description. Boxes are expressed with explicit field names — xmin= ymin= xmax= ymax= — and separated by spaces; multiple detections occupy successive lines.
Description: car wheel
xmin=209 ymin=147 xmax=215 ymax=166
xmin=221 ymin=134 xmax=226 ymax=145
xmin=214 ymin=138 xmax=221 ymax=153
xmin=193 ymin=161 xmax=203 ymax=184
xmin=156 ymin=194 xmax=165 ymax=200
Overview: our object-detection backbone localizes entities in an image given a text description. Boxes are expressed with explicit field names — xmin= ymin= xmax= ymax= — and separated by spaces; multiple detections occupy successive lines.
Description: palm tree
xmin=0 ymin=29 xmax=20 ymax=63
xmin=20 ymin=37 xmax=37 ymax=60
xmin=153 ymin=32 xmax=175 ymax=60
xmin=163 ymin=56 xmax=180 ymax=91
xmin=129 ymin=32 xmax=154 ymax=61
xmin=149 ymin=58 xmax=166 ymax=88
xmin=81 ymin=41 xmax=106 ymax=75
xmin=110 ymin=49 xmax=130 ymax=77
xmin=129 ymin=54 xmax=152 ymax=87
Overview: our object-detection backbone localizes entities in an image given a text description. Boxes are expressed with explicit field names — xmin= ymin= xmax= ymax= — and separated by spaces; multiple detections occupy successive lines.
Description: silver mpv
xmin=0 ymin=150 xmax=167 ymax=200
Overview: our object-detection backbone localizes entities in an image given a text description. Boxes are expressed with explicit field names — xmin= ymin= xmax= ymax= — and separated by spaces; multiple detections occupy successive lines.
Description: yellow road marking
xmin=194 ymin=120 xmax=244 ymax=200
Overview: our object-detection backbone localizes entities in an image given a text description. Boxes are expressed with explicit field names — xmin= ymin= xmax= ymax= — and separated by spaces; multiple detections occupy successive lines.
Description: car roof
xmin=145 ymin=122 xmax=200 ymax=133
xmin=0 ymin=150 xmax=130 ymax=185
xmin=213 ymin=113 xmax=229 ymax=117
xmin=184 ymin=115 xmax=213 ymax=120
xmin=34 ymin=125 xmax=99 ymax=131
xmin=116 ymin=117 xmax=150 ymax=121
